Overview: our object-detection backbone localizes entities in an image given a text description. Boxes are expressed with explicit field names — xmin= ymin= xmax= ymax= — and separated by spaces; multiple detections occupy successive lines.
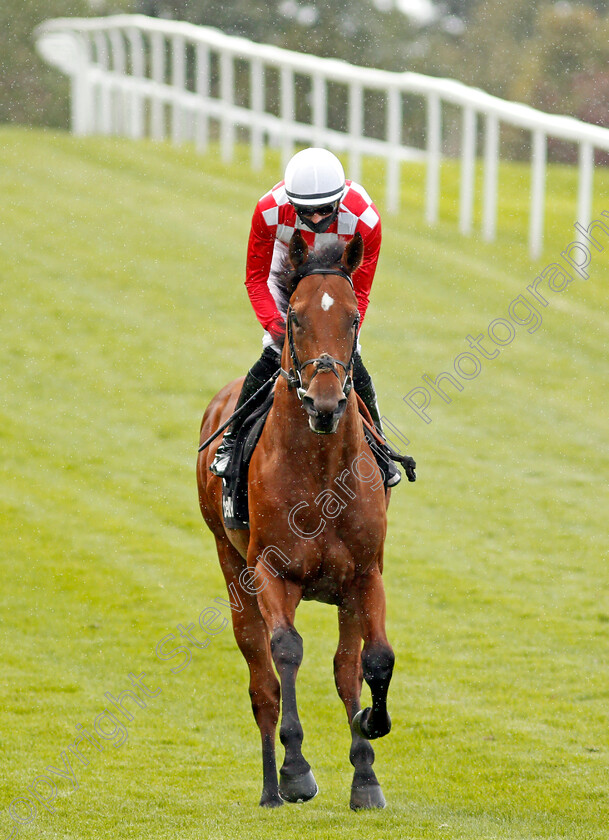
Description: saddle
xmin=221 ymin=393 xmax=415 ymax=531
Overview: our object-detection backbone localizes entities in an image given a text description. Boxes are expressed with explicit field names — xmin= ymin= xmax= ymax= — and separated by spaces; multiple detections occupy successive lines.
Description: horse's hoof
xmin=352 ymin=708 xmax=392 ymax=740
xmin=350 ymin=783 xmax=386 ymax=810
xmin=259 ymin=790 xmax=284 ymax=808
xmin=279 ymin=769 xmax=318 ymax=803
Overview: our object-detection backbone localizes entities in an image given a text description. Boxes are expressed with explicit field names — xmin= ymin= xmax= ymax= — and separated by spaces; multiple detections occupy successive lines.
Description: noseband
xmin=280 ymin=268 xmax=360 ymax=401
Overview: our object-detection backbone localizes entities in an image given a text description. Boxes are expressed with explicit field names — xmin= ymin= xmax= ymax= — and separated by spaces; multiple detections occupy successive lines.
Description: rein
xmin=280 ymin=268 xmax=359 ymax=401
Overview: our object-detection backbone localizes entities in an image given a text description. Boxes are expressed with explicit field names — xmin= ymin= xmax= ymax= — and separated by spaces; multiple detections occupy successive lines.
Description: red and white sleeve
xmin=244 ymin=202 xmax=283 ymax=331
xmin=352 ymin=211 xmax=382 ymax=329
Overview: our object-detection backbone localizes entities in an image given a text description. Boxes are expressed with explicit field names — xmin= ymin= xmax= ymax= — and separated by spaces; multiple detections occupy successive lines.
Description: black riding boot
xmin=353 ymin=355 xmax=402 ymax=487
xmin=210 ymin=347 xmax=280 ymax=477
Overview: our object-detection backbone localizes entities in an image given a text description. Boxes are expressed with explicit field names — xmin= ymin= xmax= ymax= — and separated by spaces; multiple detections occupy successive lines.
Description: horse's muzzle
xmin=302 ymin=394 xmax=347 ymax=434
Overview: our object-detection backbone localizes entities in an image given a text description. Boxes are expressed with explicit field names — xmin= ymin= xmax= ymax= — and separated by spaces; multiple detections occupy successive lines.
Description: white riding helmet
xmin=284 ymin=148 xmax=346 ymax=207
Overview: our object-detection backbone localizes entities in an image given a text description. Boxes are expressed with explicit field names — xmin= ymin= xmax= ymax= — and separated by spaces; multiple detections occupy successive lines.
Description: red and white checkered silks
xmin=245 ymin=179 xmax=382 ymax=348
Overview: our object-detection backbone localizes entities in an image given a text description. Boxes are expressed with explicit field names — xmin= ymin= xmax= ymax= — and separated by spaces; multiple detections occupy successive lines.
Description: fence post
xmin=530 ymin=129 xmax=546 ymax=259
xmin=126 ymin=26 xmax=145 ymax=140
xmin=482 ymin=112 xmax=499 ymax=242
xmin=250 ymin=57 xmax=264 ymax=169
xmin=196 ymin=42 xmax=211 ymax=154
xmin=281 ymin=65 xmax=295 ymax=169
xmin=109 ymin=28 xmax=127 ymax=136
xmin=93 ymin=31 xmax=111 ymax=136
xmin=312 ymin=72 xmax=326 ymax=149
xmin=386 ymin=86 xmax=401 ymax=213
xmin=348 ymin=81 xmax=363 ymax=184
xmin=220 ymin=49 xmax=235 ymax=162
xmin=171 ymin=34 xmax=186 ymax=145
xmin=150 ymin=31 xmax=165 ymax=141
xmin=577 ymin=141 xmax=593 ymax=237
xmin=425 ymin=92 xmax=441 ymax=226
xmin=459 ymin=105 xmax=476 ymax=235
xmin=71 ymin=34 xmax=93 ymax=136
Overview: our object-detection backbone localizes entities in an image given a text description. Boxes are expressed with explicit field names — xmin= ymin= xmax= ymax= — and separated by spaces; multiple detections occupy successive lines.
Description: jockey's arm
xmin=245 ymin=203 xmax=283 ymax=333
xmin=352 ymin=213 xmax=382 ymax=331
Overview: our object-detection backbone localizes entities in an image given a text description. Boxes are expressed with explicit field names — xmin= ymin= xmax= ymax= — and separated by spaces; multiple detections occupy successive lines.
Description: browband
xmin=294 ymin=267 xmax=354 ymax=287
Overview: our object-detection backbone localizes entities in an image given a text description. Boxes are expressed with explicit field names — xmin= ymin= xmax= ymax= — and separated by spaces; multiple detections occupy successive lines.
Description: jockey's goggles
xmin=297 ymin=202 xmax=337 ymax=218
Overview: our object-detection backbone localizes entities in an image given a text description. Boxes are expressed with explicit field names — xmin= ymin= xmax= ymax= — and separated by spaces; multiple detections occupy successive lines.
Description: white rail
xmin=35 ymin=14 xmax=609 ymax=258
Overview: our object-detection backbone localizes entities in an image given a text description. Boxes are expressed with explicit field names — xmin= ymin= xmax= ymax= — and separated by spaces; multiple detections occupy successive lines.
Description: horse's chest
xmin=290 ymin=524 xmax=379 ymax=595
xmin=299 ymin=541 xmax=357 ymax=604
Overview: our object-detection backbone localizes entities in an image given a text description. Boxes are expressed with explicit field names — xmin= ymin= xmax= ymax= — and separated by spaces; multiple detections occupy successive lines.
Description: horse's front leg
xmin=215 ymin=539 xmax=282 ymax=807
xmin=255 ymin=565 xmax=318 ymax=803
xmin=334 ymin=607 xmax=386 ymax=809
xmin=351 ymin=566 xmax=394 ymax=742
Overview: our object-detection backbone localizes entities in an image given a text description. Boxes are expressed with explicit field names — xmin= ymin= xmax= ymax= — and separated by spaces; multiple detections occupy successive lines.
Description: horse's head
xmin=284 ymin=230 xmax=364 ymax=434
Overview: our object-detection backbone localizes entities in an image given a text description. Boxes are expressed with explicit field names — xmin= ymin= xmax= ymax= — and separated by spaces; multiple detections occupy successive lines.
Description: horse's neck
xmin=272 ymin=381 xmax=363 ymax=474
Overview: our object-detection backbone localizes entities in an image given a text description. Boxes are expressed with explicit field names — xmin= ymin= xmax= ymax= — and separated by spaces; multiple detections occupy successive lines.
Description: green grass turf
xmin=1 ymin=126 xmax=608 ymax=839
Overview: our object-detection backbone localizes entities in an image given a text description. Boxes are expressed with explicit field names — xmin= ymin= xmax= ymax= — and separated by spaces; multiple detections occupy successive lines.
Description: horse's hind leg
xmin=351 ymin=567 xmax=394 ymax=742
xmin=215 ymin=538 xmax=282 ymax=807
xmin=334 ymin=607 xmax=386 ymax=810
xmin=257 ymin=574 xmax=318 ymax=803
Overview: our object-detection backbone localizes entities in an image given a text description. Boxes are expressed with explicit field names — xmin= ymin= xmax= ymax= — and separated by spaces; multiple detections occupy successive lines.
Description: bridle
xmin=280 ymin=268 xmax=360 ymax=402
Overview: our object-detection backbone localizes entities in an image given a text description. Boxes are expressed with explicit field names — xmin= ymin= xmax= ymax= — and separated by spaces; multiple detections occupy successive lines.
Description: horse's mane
xmin=282 ymin=241 xmax=347 ymax=296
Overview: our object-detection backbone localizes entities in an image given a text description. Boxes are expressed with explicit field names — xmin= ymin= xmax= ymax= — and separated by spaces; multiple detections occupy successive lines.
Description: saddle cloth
xmin=221 ymin=389 xmax=275 ymax=530
xmin=221 ymin=392 xmax=394 ymax=531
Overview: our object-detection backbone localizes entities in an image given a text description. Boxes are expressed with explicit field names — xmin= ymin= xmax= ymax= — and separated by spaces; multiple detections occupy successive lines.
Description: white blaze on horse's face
xmin=321 ymin=292 xmax=334 ymax=311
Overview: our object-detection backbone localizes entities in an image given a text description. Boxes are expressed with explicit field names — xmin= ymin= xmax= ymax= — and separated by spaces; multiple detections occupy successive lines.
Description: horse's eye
xmin=291 ymin=312 xmax=301 ymax=328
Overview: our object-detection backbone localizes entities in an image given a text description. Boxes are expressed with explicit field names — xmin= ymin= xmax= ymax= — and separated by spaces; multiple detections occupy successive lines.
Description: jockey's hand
xmin=402 ymin=455 xmax=417 ymax=482
xmin=268 ymin=315 xmax=286 ymax=344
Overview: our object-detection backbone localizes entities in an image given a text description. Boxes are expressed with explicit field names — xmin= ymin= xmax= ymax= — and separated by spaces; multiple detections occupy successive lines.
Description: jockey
xmin=211 ymin=147 xmax=402 ymax=486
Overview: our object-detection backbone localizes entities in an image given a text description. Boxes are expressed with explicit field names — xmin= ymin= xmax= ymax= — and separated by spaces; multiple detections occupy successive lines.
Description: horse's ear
xmin=341 ymin=232 xmax=364 ymax=275
xmin=289 ymin=230 xmax=309 ymax=269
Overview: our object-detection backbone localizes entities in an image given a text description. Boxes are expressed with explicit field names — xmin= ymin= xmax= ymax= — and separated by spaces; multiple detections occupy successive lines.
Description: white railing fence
xmin=35 ymin=14 xmax=609 ymax=259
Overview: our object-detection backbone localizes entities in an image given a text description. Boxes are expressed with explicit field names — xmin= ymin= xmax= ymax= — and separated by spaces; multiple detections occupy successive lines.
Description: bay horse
xmin=197 ymin=230 xmax=395 ymax=809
